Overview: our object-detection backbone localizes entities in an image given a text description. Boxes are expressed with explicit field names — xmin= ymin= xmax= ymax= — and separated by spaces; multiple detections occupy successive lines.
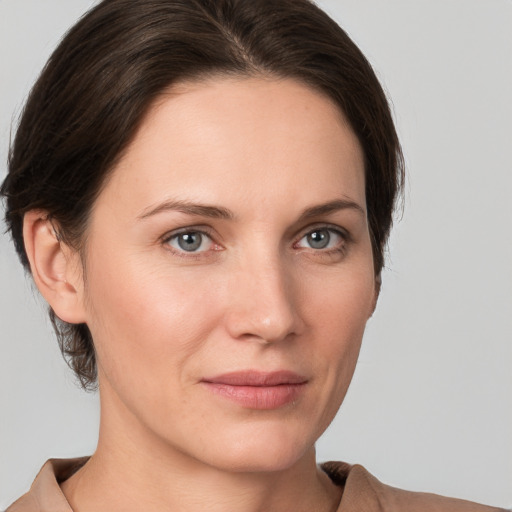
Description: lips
xmin=201 ymin=371 xmax=308 ymax=409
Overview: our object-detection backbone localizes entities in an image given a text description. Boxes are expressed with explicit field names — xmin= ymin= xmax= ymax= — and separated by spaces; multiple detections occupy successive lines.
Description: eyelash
xmin=294 ymin=225 xmax=350 ymax=255
xmin=161 ymin=227 xmax=220 ymax=259
xmin=161 ymin=224 xmax=350 ymax=258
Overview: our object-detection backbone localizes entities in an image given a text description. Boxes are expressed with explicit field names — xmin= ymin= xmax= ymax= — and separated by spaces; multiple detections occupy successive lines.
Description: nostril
xmin=226 ymin=305 xmax=300 ymax=344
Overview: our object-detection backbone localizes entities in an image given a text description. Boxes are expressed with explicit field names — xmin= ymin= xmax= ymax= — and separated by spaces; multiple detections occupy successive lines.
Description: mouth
xmin=201 ymin=370 xmax=308 ymax=410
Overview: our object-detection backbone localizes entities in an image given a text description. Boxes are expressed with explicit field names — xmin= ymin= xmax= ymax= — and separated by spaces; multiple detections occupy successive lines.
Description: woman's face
xmin=79 ymin=77 xmax=377 ymax=471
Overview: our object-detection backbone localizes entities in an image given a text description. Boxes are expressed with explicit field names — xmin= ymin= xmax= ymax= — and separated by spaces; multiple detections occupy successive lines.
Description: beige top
xmin=6 ymin=458 xmax=508 ymax=512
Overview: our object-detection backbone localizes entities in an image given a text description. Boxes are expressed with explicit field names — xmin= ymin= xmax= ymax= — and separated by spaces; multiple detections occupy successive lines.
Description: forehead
xmin=95 ymin=76 xmax=366 ymax=220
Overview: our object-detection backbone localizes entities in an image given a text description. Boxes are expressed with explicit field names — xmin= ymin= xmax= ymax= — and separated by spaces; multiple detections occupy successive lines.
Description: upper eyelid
xmin=296 ymin=223 xmax=350 ymax=241
xmin=162 ymin=229 xmax=218 ymax=257
xmin=161 ymin=225 xmax=216 ymax=242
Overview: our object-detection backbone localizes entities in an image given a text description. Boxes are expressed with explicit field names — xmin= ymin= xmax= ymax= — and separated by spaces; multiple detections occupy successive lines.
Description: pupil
xmin=178 ymin=232 xmax=202 ymax=251
xmin=308 ymin=230 xmax=330 ymax=249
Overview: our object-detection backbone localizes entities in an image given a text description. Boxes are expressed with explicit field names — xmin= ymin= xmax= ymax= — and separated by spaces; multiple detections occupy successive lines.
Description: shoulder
xmin=5 ymin=458 xmax=88 ymax=512
xmin=321 ymin=461 xmax=509 ymax=512
xmin=5 ymin=492 xmax=40 ymax=512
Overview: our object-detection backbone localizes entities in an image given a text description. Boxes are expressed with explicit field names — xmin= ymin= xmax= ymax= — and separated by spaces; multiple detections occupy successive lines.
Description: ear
xmin=23 ymin=211 xmax=87 ymax=324
xmin=369 ymin=273 xmax=382 ymax=318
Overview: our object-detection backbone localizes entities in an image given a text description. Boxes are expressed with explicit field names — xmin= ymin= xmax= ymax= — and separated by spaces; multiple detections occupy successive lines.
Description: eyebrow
xmin=138 ymin=198 xmax=364 ymax=222
xmin=138 ymin=199 xmax=234 ymax=220
xmin=297 ymin=199 xmax=365 ymax=222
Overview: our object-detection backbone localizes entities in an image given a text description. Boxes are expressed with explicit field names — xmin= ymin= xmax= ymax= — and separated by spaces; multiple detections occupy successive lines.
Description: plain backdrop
xmin=1 ymin=0 xmax=511 ymax=509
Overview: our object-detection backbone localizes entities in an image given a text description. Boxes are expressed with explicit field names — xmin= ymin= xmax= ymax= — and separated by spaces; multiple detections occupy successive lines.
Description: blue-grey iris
xmin=177 ymin=232 xmax=202 ymax=251
xmin=307 ymin=230 xmax=330 ymax=249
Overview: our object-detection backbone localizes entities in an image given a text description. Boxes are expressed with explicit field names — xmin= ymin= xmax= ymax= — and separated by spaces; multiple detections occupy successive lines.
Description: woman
xmin=1 ymin=0 xmax=509 ymax=510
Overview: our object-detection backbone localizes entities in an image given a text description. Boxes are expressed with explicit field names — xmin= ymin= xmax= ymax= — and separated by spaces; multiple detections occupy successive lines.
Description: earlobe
xmin=23 ymin=211 xmax=87 ymax=324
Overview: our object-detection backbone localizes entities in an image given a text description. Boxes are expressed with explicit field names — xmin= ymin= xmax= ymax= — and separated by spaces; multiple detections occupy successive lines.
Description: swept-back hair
xmin=1 ymin=0 xmax=403 ymax=389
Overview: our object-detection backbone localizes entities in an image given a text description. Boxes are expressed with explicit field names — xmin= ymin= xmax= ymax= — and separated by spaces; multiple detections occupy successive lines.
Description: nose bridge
xmin=227 ymin=249 xmax=300 ymax=343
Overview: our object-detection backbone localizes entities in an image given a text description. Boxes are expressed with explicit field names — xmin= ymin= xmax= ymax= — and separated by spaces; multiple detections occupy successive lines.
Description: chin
xmin=205 ymin=447 xmax=310 ymax=474
xmin=193 ymin=423 xmax=317 ymax=474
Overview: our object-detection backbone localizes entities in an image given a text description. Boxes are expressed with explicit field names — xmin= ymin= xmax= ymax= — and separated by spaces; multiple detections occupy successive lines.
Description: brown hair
xmin=1 ymin=0 xmax=404 ymax=390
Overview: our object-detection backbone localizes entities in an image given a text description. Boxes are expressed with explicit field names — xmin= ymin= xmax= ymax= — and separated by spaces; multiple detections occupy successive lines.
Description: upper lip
xmin=201 ymin=370 xmax=308 ymax=386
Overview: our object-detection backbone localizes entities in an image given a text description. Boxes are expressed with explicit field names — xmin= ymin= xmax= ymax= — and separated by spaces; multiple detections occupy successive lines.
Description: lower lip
xmin=202 ymin=382 xmax=306 ymax=409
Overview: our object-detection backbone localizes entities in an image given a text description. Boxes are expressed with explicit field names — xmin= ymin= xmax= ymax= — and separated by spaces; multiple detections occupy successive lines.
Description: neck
xmin=61 ymin=384 xmax=342 ymax=512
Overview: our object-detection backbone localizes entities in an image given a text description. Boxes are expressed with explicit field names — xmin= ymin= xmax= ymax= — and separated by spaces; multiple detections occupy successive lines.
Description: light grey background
xmin=1 ymin=0 xmax=511 ymax=509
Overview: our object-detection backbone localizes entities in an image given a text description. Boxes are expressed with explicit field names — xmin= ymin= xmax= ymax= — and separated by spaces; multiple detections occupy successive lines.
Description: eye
xmin=165 ymin=231 xmax=214 ymax=253
xmin=295 ymin=227 xmax=346 ymax=251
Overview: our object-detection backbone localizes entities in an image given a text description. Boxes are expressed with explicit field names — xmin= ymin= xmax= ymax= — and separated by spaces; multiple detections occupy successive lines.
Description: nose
xmin=224 ymin=256 xmax=303 ymax=344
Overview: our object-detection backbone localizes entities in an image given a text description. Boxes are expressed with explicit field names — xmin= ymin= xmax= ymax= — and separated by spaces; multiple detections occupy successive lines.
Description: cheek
xmin=303 ymin=263 xmax=375 ymax=415
xmin=82 ymin=253 xmax=223 ymax=391
xmin=304 ymin=257 xmax=375 ymax=344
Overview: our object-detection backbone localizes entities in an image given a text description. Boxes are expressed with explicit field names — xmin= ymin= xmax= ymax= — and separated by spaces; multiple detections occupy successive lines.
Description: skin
xmin=25 ymin=77 xmax=378 ymax=512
